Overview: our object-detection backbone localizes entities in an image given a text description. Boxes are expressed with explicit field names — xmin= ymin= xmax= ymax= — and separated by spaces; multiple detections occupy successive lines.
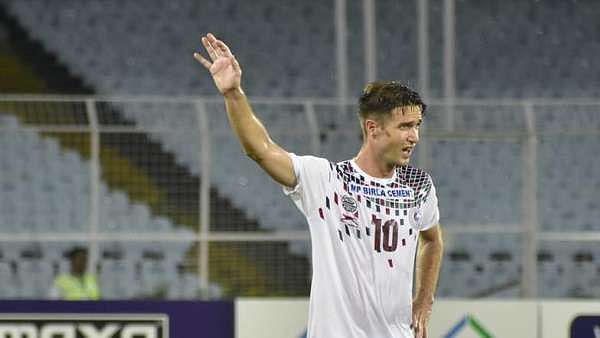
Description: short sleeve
xmin=282 ymin=153 xmax=331 ymax=215
xmin=418 ymin=182 xmax=440 ymax=231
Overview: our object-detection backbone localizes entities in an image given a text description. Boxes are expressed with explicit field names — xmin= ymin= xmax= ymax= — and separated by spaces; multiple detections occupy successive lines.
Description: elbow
xmin=242 ymin=141 xmax=272 ymax=163
xmin=245 ymin=150 xmax=263 ymax=162
xmin=420 ymin=227 xmax=444 ymax=252
xmin=433 ymin=231 xmax=444 ymax=252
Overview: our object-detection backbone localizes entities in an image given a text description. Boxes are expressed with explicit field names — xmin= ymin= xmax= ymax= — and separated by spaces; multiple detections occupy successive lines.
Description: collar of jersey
xmin=349 ymin=159 xmax=398 ymax=185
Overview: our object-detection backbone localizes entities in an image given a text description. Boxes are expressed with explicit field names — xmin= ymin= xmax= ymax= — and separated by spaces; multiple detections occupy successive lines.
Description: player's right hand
xmin=194 ymin=33 xmax=242 ymax=95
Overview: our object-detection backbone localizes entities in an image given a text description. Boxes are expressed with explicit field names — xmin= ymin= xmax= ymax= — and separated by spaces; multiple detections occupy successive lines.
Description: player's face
xmin=378 ymin=105 xmax=422 ymax=166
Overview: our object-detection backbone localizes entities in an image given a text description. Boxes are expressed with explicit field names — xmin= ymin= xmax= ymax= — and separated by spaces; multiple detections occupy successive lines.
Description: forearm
xmin=223 ymin=88 xmax=275 ymax=161
xmin=415 ymin=236 xmax=443 ymax=301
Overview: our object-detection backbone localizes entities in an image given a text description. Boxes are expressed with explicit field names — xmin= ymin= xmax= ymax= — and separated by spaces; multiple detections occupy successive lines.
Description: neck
xmin=354 ymin=146 xmax=395 ymax=179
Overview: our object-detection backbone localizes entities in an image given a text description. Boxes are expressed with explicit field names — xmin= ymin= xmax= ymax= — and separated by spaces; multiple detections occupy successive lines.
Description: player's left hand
xmin=411 ymin=296 xmax=433 ymax=338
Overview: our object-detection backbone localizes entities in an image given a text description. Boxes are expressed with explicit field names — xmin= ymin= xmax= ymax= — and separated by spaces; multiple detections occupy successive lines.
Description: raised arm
xmin=194 ymin=33 xmax=296 ymax=188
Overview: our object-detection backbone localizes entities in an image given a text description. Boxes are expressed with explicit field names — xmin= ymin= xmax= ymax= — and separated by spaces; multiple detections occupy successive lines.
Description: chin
xmin=396 ymin=157 xmax=410 ymax=166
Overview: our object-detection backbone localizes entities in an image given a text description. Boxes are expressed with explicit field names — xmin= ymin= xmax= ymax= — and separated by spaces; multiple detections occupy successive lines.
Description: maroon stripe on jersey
xmin=338 ymin=230 xmax=343 ymax=242
xmin=325 ymin=197 xmax=330 ymax=209
xmin=402 ymin=239 xmax=406 ymax=246
xmin=388 ymin=259 xmax=394 ymax=268
xmin=357 ymin=195 xmax=361 ymax=202
xmin=319 ymin=208 xmax=324 ymax=219
xmin=345 ymin=225 xmax=350 ymax=236
xmin=385 ymin=208 xmax=390 ymax=215
xmin=334 ymin=192 xmax=339 ymax=205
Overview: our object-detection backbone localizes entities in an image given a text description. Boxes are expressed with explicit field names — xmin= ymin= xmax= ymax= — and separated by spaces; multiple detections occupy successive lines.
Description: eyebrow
xmin=397 ymin=119 xmax=422 ymax=127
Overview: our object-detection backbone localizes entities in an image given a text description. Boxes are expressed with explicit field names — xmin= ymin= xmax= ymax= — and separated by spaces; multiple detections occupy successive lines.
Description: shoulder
xmin=290 ymin=154 xmax=335 ymax=173
xmin=292 ymin=154 xmax=331 ymax=165
xmin=396 ymin=165 xmax=435 ymax=203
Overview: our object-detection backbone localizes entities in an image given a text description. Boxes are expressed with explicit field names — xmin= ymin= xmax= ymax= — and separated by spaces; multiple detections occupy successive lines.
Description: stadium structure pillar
xmin=443 ymin=0 xmax=456 ymax=131
xmin=85 ymin=99 xmax=100 ymax=275
xmin=335 ymin=0 xmax=348 ymax=102
xmin=363 ymin=0 xmax=376 ymax=83
xmin=417 ymin=0 xmax=430 ymax=100
xmin=521 ymin=102 xmax=539 ymax=298
xmin=417 ymin=0 xmax=430 ymax=170
xmin=195 ymin=100 xmax=212 ymax=294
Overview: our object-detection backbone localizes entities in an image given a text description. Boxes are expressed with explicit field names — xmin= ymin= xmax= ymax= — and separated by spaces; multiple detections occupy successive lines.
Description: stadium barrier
xmin=0 ymin=300 xmax=233 ymax=338
xmin=0 ymin=95 xmax=599 ymax=299
xmin=236 ymin=298 xmax=600 ymax=338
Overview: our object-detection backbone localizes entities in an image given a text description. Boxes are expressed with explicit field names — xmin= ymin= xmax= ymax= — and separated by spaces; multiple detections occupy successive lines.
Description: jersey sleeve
xmin=418 ymin=180 xmax=440 ymax=231
xmin=282 ymin=153 xmax=331 ymax=216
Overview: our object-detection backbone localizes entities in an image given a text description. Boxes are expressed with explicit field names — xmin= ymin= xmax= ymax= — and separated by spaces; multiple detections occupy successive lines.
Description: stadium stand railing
xmin=0 ymin=95 xmax=599 ymax=300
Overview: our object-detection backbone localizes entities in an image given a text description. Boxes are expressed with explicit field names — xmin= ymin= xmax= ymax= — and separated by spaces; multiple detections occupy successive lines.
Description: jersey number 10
xmin=373 ymin=215 xmax=399 ymax=252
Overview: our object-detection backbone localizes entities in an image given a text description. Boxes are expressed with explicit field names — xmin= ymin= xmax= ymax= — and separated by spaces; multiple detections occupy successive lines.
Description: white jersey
xmin=283 ymin=154 xmax=440 ymax=338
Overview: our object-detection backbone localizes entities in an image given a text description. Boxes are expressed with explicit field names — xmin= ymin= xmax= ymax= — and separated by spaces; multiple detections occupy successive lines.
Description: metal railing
xmin=0 ymin=95 xmax=599 ymax=299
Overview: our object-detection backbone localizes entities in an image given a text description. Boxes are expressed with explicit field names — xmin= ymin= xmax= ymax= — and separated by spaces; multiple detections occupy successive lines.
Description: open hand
xmin=193 ymin=33 xmax=242 ymax=95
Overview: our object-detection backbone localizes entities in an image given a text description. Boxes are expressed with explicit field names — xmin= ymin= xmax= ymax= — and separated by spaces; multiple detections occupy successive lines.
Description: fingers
xmin=412 ymin=314 xmax=428 ymax=338
xmin=416 ymin=324 xmax=424 ymax=338
xmin=413 ymin=320 xmax=422 ymax=338
xmin=213 ymin=37 xmax=240 ymax=74
xmin=202 ymin=35 xmax=219 ymax=61
xmin=215 ymin=40 xmax=233 ymax=57
xmin=193 ymin=52 xmax=212 ymax=69
xmin=206 ymin=33 xmax=224 ymax=58
xmin=195 ymin=33 xmax=239 ymax=72
xmin=230 ymin=56 xmax=242 ymax=74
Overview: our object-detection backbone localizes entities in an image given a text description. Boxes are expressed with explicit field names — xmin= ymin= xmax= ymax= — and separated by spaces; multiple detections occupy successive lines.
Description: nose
xmin=408 ymin=126 xmax=419 ymax=143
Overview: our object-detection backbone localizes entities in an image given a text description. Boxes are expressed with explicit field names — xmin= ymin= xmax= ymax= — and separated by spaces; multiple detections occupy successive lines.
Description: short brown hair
xmin=358 ymin=81 xmax=426 ymax=123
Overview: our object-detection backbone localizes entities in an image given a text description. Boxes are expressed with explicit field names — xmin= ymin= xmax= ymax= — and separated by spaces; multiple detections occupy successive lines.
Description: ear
xmin=364 ymin=118 xmax=380 ymax=138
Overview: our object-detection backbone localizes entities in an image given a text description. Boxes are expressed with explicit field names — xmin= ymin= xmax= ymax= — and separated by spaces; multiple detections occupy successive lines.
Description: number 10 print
xmin=372 ymin=215 xmax=399 ymax=252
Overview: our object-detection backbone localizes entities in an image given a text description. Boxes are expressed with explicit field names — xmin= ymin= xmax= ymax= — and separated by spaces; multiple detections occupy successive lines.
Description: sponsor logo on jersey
xmin=341 ymin=195 xmax=358 ymax=213
xmin=348 ymin=183 xmax=412 ymax=199
xmin=412 ymin=208 xmax=421 ymax=223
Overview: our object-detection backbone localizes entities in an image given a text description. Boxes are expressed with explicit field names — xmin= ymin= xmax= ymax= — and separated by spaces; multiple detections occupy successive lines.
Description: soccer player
xmin=194 ymin=33 xmax=443 ymax=338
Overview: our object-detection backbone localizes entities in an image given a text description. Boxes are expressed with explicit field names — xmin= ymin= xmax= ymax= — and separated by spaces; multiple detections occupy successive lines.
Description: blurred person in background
xmin=49 ymin=246 xmax=100 ymax=300
xmin=195 ymin=33 xmax=443 ymax=338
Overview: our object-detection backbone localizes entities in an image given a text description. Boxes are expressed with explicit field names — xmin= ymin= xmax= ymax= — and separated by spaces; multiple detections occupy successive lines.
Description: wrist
xmin=414 ymin=292 xmax=434 ymax=304
xmin=223 ymin=87 xmax=245 ymax=99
